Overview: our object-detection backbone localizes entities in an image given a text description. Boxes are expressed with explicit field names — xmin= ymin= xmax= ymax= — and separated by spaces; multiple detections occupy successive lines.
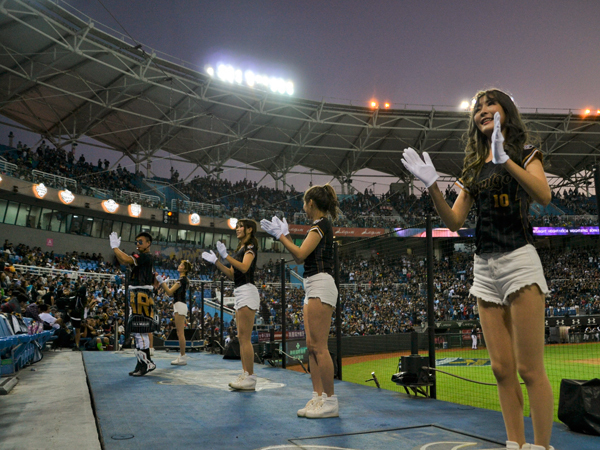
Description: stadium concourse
xmin=0 ymin=346 xmax=597 ymax=450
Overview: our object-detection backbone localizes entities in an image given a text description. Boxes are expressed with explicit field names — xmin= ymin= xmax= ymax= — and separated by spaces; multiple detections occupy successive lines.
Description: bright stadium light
xmin=370 ymin=101 xmax=378 ymax=109
xmin=384 ymin=102 xmax=390 ymax=109
xmin=460 ymin=100 xmax=470 ymax=110
xmin=245 ymin=70 xmax=255 ymax=87
xmin=208 ymin=62 xmax=294 ymax=95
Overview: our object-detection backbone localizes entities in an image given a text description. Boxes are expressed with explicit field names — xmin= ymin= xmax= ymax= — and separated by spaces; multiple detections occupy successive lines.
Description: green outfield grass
xmin=342 ymin=343 xmax=600 ymax=422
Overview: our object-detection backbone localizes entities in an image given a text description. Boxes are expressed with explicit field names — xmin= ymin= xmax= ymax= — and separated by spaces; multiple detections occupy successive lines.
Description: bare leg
xmin=510 ymin=285 xmax=554 ymax=449
xmin=305 ymin=298 xmax=334 ymax=396
xmin=174 ymin=313 xmax=186 ymax=356
xmin=478 ymin=298 xmax=525 ymax=447
xmin=236 ymin=307 xmax=256 ymax=375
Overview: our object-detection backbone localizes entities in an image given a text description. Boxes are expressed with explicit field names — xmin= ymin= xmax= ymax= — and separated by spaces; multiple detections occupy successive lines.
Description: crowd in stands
xmin=2 ymin=234 xmax=600 ymax=347
xmin=2 ymin=134 xmax=598 ymax=231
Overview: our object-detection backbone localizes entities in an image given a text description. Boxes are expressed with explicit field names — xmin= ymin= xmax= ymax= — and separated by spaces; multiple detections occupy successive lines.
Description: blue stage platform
xmin=83 ymin=350 xmax=596 ymax=450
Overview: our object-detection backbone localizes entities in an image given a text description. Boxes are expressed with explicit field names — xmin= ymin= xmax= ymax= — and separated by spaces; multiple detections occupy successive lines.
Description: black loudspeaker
xmin=166 ymin=328 xmax=199 ymax=341
xmin=558 ymin=379 xmax=600 ymax=436
xmin=223 ymin=337 xmax=240 ymax=360
xmin=394 ymin=355 xmax=429 ymax=384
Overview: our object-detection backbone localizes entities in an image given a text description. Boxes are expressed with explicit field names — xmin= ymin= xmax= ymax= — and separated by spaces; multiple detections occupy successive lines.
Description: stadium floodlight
xmin=384 ymin=102 xmax=391 ymax=109
xmin=206 ymin=63 xmax=294 ymax=95
xmin=370 ymin=101 xmax=378 ymax=108
xmin=245 ymin=70 xmax=255 ymax=87
xmin=128 ymin=203 xmax=142 ymax=218
xmin=460 ymin=100 xmax=470 ymax=110
xmin=33 ymin=183 xmax=47 ymax=199
xmin=102 ymin=199 xmax=119 ymax=213
xmin=59 ymin=189 xmax=75 ymax=204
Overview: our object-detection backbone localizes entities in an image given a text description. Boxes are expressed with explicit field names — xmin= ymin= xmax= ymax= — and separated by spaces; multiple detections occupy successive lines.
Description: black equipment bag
xmin=558 ymin=378 xmax=600 ymax=436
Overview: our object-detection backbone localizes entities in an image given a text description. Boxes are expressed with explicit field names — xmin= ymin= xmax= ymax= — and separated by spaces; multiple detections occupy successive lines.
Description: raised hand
xmin=109 ymin=232 xmax=121 ymax=249
xmin=260 ymin=218 xmax=283 ymax=239
xmin=202 ymin=250 xmax=217 ymax=265
xmin=272 ymin=216 xmax=289 ymax=237
xmin=401 ymin=147 xmax=439 ymax=188
xmin=156 ymin=274 xmax=169 ymax=284
xmin=216 ymin=241 xmax=228 ymax=259
xmin=491 ymin=112 xmax=509 ymax=164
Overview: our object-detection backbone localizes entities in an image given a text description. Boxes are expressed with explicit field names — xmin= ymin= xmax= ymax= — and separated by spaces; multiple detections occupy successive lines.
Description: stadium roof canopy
xmin=1 ymin=0 xmax=600 ymax=191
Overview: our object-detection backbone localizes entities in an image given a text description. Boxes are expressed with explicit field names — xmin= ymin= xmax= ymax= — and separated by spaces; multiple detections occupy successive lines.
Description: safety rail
xmin=0 ymin=159 xmax=18 ymax=175
xmin=120 ymin=189 xmax=161 ymax=204
xmin=13 ymin=264 xmax=117 ymax=281
xmin=172 ymin=199 xmax=223 ymax=216
xmin=31 ymin=170 xmax=77 ymax=190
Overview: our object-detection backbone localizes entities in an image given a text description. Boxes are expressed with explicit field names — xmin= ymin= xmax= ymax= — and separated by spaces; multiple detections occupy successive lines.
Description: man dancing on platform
xmin=110 ymin=231 xmax=157 ymax=376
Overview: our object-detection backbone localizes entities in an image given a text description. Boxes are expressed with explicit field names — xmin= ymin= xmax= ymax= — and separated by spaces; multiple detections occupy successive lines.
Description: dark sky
xmin=72 ymin=0 xmax=600 ymax=111
xmin=4 ymin=0 xmax=600 ymax=193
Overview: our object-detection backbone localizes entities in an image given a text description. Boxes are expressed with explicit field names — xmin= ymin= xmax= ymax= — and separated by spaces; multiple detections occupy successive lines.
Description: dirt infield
xmin=570 ymin=358 xmax=600 ymax=365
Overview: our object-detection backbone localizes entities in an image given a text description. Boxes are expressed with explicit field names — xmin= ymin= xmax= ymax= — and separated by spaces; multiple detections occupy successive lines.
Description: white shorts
xmin=470 ymin=244 xmax=549 ymax=306
xmin=173 ymin=301 xmax=188 ymax=316
xmin=303 ymin=272 xmax=338 ymax=307
xmin=233 ymin=283 xmax=260 ymax=311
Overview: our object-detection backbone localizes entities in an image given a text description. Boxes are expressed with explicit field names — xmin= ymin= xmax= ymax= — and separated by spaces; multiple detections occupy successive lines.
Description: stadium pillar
xmin=334 ymin=241 xmax=342 ymax=380
xmin=280 ymin=258 xmax=286 ymax=369
xmin=200 ymin=282 xmax=205 ymax=339
xmin=220 ymin=279 xmax=224 ymax=354
xmin=595 ymin=164 xmax=600 ymax=247
xmin=426 ymin=215 xmax=437 ymax=399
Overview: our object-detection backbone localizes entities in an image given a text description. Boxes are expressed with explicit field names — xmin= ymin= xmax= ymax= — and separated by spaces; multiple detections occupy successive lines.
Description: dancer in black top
xmin=261 ymin=184 xmax=340 ymax=419
xmin=110 ymin=231 xmax=158 ymax=377
xmin=402 ymin=89 xmax=554 ymax=450
xmin=158 ymin=260 xmax=192 ymax=366
xmin=203 ymin=219 xmax=260 ymax=391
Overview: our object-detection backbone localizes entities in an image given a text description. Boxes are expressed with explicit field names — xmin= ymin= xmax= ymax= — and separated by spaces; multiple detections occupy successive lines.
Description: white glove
xmin=156 ymin=275 xmax=169 ymax=284
xmin=401 ymin=147 xmax=439 ymax=188
xmin=260 ymin=218 xmax=283 ymax=239
xmin=272 ymin=216 xmax=289 ymax=237
xmin=216 ymin=241 xmax=228 ymax=259
xmin=109 ymin=232 xmax=121 ymax=249
xmin=202 ymin=250 xmax=217 ymax=265
xmin=491 ymin=112 xmax=509 ymax=164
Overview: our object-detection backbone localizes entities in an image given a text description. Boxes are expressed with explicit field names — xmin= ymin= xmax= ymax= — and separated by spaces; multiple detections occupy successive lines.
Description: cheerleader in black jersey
xmin=157 ymin=260 xmax=192 ymax=366
xmin=261 ymin=184 xmax=340 ymax=419
xmin=402 ymin=89 xmax=554 ymax=450
xmin=110 ymin=231 xmax=158 ymax=377
xmin=202 ymin=219 xmax=260 ymax=391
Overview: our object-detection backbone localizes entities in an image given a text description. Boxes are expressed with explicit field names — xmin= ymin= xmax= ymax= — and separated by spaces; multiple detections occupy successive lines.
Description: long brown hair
xmin=180 ymin=260 xmax=192 ymax=277
xmin=235 ymin=219 xmax=258 ymax=251
xmin=303 ymin=184 xmax=340 ymax=220
xmin=461 ymin=89 xmax=534 ymax=189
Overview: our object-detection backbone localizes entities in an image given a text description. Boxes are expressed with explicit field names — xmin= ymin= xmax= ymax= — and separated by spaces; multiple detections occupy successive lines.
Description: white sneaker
xmin=229 ymin=372 xmax=257 ymax=390
xmin=522 ymin=445 xmax=555 ymax=450
xmin=171 ymin=355 xmax=187 ymax=365
xmin=297 ymin=392 xmax=321 ymax=417
xmin=506 ymin=442 xmax=521 ymax=450
xmin=305 ymin=393 xmax=339 ymax=419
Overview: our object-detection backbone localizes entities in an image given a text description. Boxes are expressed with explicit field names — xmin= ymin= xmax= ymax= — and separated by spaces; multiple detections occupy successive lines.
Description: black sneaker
xmin=132 ymin=364 xmax=148 ymax=377
xmin=129 ymin=362 xmax=142 ymax=376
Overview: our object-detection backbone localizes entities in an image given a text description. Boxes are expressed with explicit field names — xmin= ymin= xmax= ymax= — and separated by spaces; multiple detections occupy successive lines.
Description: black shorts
xmin=69 ymin=310 xmax=83 ymax=328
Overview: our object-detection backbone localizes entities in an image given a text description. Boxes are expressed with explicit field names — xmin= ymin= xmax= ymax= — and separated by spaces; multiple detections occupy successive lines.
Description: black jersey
xmin=233 ymin=243 xmax=257 ymax=288
xmin=456 ymin=146 xmax=542 ymax=255
xmin=174 ymin=276 xmax=188 ymax=304
xmin=130 ymin=252 xmax=154 ymax=286
xmin=303 ymin=217 xmax=334 ymax=277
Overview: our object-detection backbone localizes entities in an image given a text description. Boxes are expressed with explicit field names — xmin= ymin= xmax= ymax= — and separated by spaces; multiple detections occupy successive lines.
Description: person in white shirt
xmin=39 ymin=304 xmax=61 ymax=329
